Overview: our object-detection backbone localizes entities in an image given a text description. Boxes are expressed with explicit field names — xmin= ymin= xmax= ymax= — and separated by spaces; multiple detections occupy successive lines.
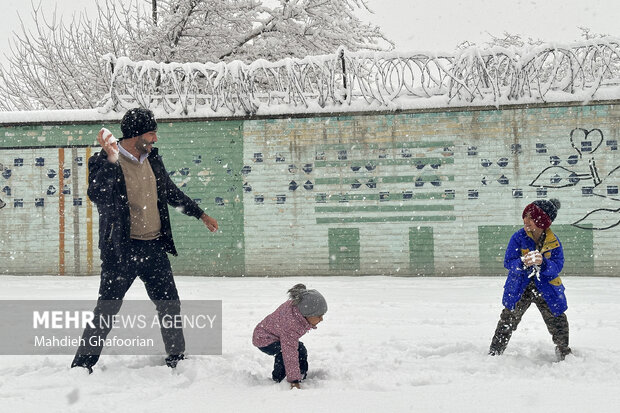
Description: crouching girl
xmin=252 ymin=284 xmax=327 ymax=389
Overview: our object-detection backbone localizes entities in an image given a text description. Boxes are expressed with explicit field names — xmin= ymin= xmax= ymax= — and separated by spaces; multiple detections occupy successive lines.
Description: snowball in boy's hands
xmin=98 ymin=128 xmax=119 ymax=163
xmin=529 ymin=250 xmax=542 ymax=265
xmin=290 ymin=383 xmax=301 ymax=390
xmin=522 ymin=250 xmax=542 ymax=267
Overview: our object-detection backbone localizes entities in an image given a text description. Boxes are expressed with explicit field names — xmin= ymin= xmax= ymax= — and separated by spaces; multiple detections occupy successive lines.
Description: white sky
xmin=0 ymin=0 xmax=619 ymax=65
xmin=362 ymin=0 xmax=620 ymax=52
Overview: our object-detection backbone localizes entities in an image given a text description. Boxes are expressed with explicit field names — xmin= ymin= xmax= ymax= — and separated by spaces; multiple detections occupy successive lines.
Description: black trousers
xmin=258 ymin=341 xmax=308 ymax=382
xmin=71 ymin=239 xmax=185 ymax=369
xmin=490 ymin=281 xmax=570 ymax=354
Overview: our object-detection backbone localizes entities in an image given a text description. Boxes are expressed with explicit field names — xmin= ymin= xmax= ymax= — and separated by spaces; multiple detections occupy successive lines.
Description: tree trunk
xmin=152 ymin=0 xmax=158 ymax=26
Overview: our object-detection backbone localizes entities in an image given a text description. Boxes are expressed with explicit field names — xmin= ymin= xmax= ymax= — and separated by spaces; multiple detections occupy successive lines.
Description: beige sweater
xmin=118 ymin=153 xmax=161 ymax=240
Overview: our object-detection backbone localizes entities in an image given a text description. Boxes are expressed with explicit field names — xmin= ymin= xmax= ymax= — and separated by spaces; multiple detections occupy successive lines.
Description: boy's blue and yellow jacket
xmin=502 ymin=228 xmax=568 ymax=316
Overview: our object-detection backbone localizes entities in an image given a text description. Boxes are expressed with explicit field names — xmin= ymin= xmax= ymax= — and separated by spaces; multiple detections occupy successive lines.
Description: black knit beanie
xmin=120 ymin=108 xmax=158 ymax=139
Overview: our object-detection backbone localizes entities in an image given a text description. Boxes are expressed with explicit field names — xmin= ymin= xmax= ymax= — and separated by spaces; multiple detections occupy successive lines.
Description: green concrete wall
xmin=1 ymin=102 xmax=619 ymax=276
xmin=0 ymin=120 xmax=245 ymax=276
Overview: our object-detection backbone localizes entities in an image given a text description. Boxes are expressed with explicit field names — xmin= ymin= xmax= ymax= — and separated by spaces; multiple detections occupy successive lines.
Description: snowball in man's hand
xmin=100 ymin=127 xmax=119 ymax=163
xmin=101 ymin=128 xmax=118 ymax=144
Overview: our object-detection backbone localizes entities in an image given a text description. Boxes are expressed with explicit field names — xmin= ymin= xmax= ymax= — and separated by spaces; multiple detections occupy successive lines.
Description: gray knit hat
xmin=288 ymin=284 xmax=328 ymax=317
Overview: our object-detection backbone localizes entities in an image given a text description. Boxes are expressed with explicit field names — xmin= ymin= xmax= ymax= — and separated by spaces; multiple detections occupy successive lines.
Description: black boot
xmin=272 ymin=353 xmax=286 ymax=382
xmin=71 ymin=362 xmax=93 ymax=374
xmin=489 ymin=334 xmax=508 ymax=356
xmin=71 ymin=355 xmax=96 ymax=374
xmin=488 ymin=347 xmax=504 ymax=356
xmin=555 ymin=346 xmax=572 ymax=361
xmin=165 ymin=354 xmax=185 ymax=368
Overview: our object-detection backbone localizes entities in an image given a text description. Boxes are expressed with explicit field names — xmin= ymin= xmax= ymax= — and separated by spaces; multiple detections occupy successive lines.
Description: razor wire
xmin=99 ymin=39 xmax=620 ymax=116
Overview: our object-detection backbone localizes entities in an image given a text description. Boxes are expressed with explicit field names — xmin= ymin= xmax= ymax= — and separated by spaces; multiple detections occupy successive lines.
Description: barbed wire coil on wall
xmin=99 ymin=39 xmax=620 ymax=116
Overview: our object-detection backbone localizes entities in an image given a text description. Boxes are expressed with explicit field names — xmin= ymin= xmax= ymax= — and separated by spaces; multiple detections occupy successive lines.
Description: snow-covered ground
xmin=0 ymin=275 xmax=618 ymax=413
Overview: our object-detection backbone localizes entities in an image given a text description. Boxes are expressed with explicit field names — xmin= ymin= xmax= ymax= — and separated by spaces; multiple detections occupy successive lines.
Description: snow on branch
xmin=99 ymin=38 xmax=620 ymax=116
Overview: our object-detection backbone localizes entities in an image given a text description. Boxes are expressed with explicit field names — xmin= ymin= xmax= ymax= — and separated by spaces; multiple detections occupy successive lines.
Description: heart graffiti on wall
xmin=529 ymin=128 xmax=620 ymax=230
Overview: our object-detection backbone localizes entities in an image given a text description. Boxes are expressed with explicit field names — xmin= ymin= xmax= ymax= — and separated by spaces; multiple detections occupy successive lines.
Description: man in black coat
xmin=71 ymin=108 xmax=218 ymax=373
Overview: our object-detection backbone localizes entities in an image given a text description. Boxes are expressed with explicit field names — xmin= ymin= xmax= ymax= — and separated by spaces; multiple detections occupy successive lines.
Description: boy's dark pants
xmin=71 ymin=239 xmax=185 ymax=369
xmin=490 ymin=281 xmax=570 ymax=354
xmin=259 ymin=341 xmax=308 ymax=382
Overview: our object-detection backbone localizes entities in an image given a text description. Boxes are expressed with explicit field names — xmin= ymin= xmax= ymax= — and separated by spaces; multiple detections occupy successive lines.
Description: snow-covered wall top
xmin=98 ymin=39 xmax=620 ymax=116
xmin=1 ymin=38 xmax=620 ymax=123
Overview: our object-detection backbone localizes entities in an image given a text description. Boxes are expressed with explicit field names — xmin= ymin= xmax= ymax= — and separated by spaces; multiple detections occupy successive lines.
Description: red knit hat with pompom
xmin=522 ymin=199 xmax=561 ymax=230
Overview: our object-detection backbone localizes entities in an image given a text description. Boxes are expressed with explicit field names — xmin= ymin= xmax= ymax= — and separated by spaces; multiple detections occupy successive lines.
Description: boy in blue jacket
xmin=489 ymin=199 xmax=572 ymax=361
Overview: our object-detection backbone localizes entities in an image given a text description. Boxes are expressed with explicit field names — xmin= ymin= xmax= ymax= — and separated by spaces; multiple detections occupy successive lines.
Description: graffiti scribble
xmin=529 ymin=128 xmax=619 ymax=230
xmin=530 ymin=165 xmax=591 ymax=188
xmin=572 ymin=207 xmax=620 ymax=230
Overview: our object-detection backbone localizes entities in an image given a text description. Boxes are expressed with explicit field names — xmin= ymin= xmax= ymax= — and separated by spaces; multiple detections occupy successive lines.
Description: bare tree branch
xmin=0 ymin=0 xmax=392 ymax=110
